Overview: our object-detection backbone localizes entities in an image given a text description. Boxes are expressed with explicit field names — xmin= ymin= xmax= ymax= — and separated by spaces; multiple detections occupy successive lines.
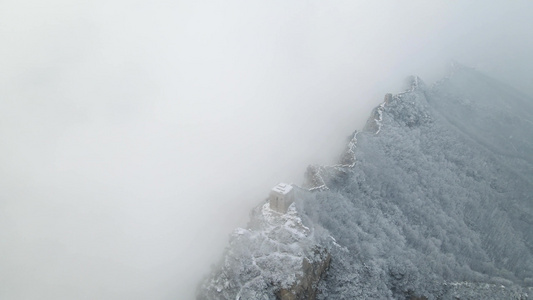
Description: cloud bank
xmin=1 ymin=1 xmax=532 ymax=299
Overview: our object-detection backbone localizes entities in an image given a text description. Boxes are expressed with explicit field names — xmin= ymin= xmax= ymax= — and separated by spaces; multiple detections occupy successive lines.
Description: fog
xmin=1 ymin=1 xmax=532 ymax=299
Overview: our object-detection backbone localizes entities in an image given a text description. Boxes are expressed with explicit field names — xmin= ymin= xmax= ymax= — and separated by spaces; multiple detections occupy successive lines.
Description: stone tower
xmin=269 ymin=183 xmax=294 ymax=213
xmin=384 ymin=93 xmax=393 ymax=105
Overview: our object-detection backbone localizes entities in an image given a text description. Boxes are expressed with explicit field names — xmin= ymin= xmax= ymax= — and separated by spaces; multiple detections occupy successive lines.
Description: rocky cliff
xmin=276 ymin=247 xmax=331 ymax=300
xmin=197 ymin=201 xmax=333 ymax=300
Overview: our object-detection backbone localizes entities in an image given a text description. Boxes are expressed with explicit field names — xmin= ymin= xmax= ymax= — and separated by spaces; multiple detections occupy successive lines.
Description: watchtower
xmin=269 ymin=183 xmax=294 ymax=213
xmin=384 ymin=93 xmax=393 ymax=105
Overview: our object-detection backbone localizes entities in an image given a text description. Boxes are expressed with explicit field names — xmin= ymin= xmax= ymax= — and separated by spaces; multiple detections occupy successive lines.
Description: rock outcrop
xmin=197 ymin=201 xmax=331 ymax=300
xmin=276 ymin=248 xmax=331 ymax=300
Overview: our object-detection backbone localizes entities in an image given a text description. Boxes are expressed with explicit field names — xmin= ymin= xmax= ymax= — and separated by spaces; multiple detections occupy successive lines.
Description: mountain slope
xmin=198 ymin=67 xmax=533 ymax=299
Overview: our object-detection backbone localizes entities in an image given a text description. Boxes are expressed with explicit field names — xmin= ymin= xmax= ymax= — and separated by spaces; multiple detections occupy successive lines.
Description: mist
xmin=1 ymin=1 xmax=532 ymax=299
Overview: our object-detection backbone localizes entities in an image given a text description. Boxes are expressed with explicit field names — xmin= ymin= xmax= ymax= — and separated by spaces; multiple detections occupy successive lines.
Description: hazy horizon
xmin=1 ymin=1 xmax=533 ymax=299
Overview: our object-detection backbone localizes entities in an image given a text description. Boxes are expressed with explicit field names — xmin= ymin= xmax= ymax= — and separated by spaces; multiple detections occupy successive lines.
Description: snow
xmin=233 ymin=228 xmax=249 ymax=235
xmin=304 ymin=165 xmax=330 ymax=191
xmin=333 ymin=131 xmax=358 ymax=168
xmin=374 ymin=102 xmax=385 ymax=134
xmin=199 ymin=200 xmax=319 ymax=299
xmin=271 ymin=183 xmax=293 ymax=195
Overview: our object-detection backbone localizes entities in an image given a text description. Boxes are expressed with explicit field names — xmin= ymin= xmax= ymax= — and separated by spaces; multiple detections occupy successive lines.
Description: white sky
xmin=1 ymin=1 xmax=532 ymax=299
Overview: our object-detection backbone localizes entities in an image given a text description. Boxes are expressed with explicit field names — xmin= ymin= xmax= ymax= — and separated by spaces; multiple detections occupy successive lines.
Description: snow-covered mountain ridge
xmin=198 ymin=66 xmax=533 ymax=299
xmin=198 ymin=201 xmax=331 ymax=299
